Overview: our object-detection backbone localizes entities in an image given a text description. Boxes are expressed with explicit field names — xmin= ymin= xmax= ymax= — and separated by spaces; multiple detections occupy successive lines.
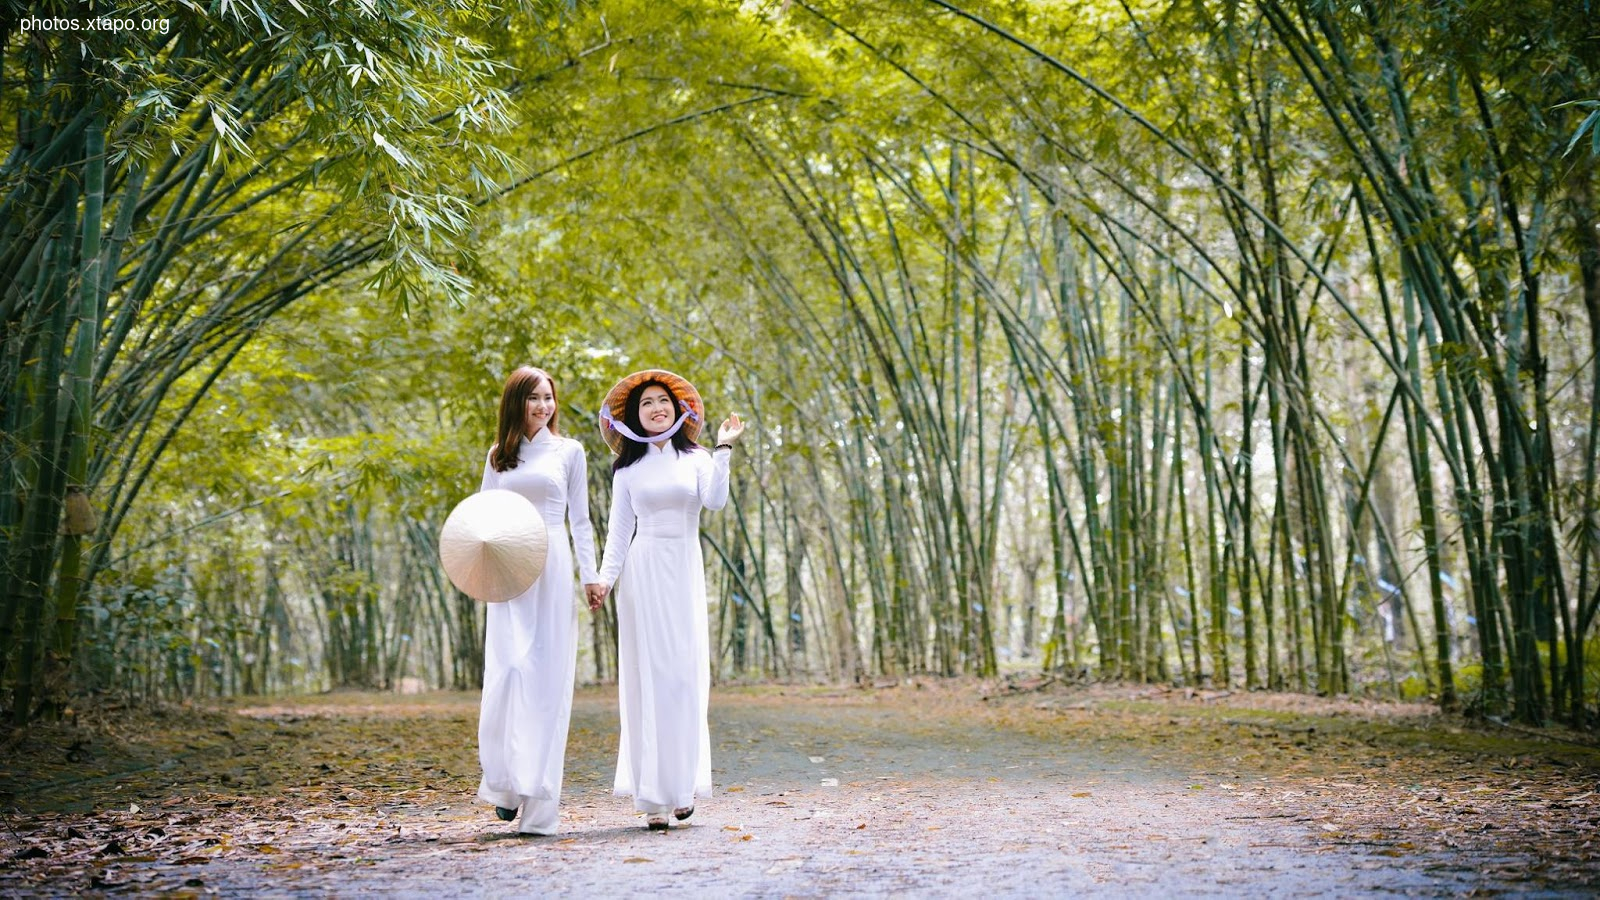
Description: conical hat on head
xmin=597 ymin=369 xmax=704 ymax=455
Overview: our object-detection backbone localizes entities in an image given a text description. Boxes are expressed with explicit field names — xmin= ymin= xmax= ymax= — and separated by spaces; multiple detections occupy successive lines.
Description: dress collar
xmin=524 ymin=426 xmax=556 ymax=448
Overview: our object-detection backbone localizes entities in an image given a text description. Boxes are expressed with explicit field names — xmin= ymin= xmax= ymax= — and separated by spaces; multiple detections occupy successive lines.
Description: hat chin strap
xmin=600 ymin=402 xmax=698 ymax=445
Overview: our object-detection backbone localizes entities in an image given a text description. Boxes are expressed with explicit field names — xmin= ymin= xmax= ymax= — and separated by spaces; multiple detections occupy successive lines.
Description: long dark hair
xmin=491 ymin=366 xmax=559 ymax=472
xmin=613 ymin=379 xmax=700 ymax=473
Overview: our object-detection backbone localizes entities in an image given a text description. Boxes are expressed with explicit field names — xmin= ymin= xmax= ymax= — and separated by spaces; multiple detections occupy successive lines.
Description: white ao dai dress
xmin=599 ymin=443 xmax=730 ymax=815
xmin=475 ymin=427 xmax=598 ymax=835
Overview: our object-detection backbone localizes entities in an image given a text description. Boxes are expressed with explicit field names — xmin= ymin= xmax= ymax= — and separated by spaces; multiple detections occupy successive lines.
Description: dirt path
xmin=4 ymin=682 xmax=1598 ymax=896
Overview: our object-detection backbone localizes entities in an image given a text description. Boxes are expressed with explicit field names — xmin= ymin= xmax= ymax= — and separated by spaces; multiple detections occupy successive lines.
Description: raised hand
xmin=716 ymin=413 xmax=745 ymax=446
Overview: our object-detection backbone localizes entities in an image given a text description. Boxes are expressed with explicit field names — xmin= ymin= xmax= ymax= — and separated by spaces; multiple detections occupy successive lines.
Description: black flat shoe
xmin=495 ymin=806 xmax=517 ymax=821
xmin=647 ymin=815 xmax=669 ymax=831
xmin=673 ymin=806 xmax=694 ymax=821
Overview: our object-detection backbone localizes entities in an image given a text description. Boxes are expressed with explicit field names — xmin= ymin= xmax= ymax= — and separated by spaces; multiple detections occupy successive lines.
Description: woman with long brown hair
xmin=475 ymin=366 xmax=603 ymax=835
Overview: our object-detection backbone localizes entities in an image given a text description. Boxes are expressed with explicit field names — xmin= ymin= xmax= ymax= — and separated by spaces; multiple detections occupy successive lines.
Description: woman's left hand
xmin=717 ymin=413 xmax=745 ymax=446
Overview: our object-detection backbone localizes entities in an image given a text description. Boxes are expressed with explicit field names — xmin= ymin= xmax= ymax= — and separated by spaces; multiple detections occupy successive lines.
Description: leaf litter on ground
xmin=0 ymin=680 xmax=1595 ymax=893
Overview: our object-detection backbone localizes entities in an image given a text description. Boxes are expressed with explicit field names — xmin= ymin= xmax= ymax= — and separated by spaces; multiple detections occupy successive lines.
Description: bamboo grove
xmin=0 ymin=0 xmax=543 ymax=723
xmin=3 ymin=0 xmax=1598 ymax=729
xmin=589 ymin=0 xmax=1600 ymax=727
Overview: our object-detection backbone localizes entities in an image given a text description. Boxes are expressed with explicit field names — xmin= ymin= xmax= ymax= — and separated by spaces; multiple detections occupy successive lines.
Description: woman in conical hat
xmin=474 ymin=366 xmax=604 ymax=835
xmin=592 ymin=369 xmax=745 ymax=830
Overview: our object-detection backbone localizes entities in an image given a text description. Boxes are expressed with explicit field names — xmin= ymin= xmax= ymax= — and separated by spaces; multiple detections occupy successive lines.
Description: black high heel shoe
xmin=495 ymin=806 xmax=517 ymax=822
xmin=673 ymin=805 xmax=694 ymax=821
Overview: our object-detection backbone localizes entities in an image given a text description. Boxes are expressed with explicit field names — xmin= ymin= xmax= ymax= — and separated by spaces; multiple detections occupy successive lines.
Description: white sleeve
xmin=564 ymin=441 xmax=600 ymax=584
xmin=597 ymin=466 xmax=636 ymax=589
xmin=480 ymin=447 xmax=497 ymax=491
xmin=697 ymin=447 xmax=731 ymax=511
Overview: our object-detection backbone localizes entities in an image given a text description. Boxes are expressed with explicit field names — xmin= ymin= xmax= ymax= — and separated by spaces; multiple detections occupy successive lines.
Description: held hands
xmin=584 ymin=583 xmax=608 ymax=611
xmin=716 ymin=413 xmax=746 ymax=447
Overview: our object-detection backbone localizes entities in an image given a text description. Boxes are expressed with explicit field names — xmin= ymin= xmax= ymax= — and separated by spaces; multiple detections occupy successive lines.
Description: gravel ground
xmin=2 ymin=684 xmax=1585 ymax=897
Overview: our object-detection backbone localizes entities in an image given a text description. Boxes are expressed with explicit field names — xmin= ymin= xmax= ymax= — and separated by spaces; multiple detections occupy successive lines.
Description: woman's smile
xmin=638 ymin=384 xmax=675 ymax=436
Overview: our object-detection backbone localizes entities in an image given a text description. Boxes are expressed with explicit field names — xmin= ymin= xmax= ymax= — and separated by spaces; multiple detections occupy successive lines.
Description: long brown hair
xmin=491 ymin=366 xmax=559 ymax=472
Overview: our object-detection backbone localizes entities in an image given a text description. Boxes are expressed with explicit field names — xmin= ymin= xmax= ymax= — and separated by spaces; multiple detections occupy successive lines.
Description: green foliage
xmin=1562 ymin=100 xmax=1600 ymax=158
xmin=0 ymin=0 xmax=578 ymax=720
xmin=1398 ymin=673 xmax=1431 ymax=702
xmin=14 ymin=0 xmax=1599 ymax=727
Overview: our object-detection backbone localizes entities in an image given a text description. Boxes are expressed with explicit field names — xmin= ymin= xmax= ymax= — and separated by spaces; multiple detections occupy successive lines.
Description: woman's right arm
xmin=597 ymin=468 xmax=636 ymax=589
xmin=480 ymin=447 xmax=497 ymax=491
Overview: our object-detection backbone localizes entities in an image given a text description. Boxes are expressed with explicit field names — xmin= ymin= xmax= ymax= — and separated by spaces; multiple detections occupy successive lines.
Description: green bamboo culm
xmin=46 ymin=114 xmax=108 ymax=714
xmin=9 ymin=182 xmax=80 ymax=726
